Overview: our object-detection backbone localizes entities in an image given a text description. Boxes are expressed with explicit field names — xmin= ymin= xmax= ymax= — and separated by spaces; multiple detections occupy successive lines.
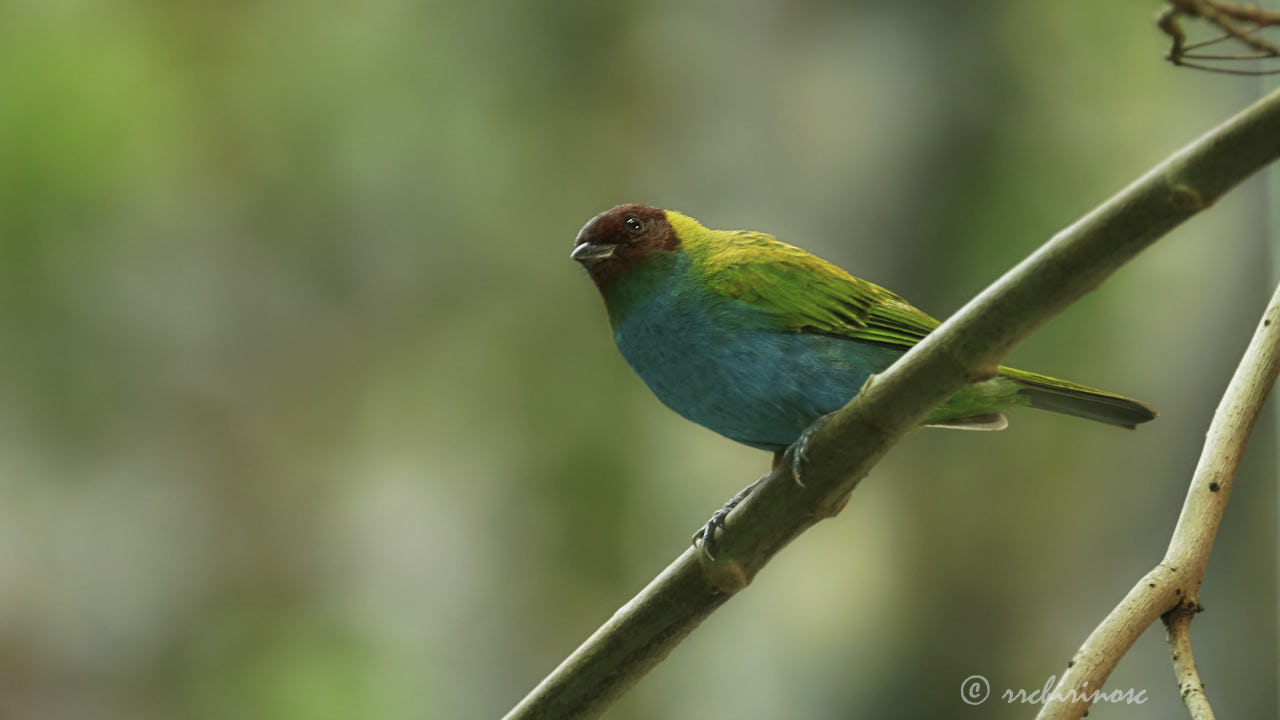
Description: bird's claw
xmin=790 ymin=412 xmax=835 ymax=488
xmin=692 ymin=508 xmax=731 ymax=560
xmin=692 ymin=471 xmax=770 ymax=560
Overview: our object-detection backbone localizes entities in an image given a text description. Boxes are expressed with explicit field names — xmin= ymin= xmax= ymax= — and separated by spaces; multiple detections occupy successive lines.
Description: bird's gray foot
xmin=692 ymin=471 xmax=770 ymax=560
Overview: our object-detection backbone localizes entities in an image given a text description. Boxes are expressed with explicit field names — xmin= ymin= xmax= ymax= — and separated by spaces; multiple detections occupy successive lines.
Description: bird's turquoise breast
xmin=604 ymin=257 xmax=904 ymax=452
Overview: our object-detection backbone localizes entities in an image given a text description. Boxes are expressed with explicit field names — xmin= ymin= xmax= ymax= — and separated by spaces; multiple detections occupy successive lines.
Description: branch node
xmin=1171 ymin=183 xmax=1207 ymax=213
xmin=1162 ymin=599 xmax=1207 ymax=622
xmin=967 ymin=361 xmax=1000 ymax=383
xmin=814 ymin=490 xmax=853 ymax=521
xmin=698 ymin=554 xmax=750 ymax=594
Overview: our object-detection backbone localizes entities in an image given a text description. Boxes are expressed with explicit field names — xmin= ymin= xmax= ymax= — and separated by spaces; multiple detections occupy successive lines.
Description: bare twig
xmin=504 ymin=87 xmax=1280 ymax=720
xmin=1034 ymin=279 xmax=1280 ymax=720
xmin=1160 ymin=0 xmax=1280 ymax=74
xmin=1163 ymin=602 xmax=1215 ymax=720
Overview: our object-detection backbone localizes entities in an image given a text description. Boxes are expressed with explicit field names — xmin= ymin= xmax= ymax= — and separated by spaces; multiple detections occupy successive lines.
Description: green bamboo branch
xmin=503 ymin=85 xmax=1280 ymax=720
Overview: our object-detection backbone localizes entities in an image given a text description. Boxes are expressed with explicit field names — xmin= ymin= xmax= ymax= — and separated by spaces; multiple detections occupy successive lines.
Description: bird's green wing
xmin=699 ymin=231 xmax=939 ymax=348
xmin=690 ymin=227 xmax=1157 ymax=428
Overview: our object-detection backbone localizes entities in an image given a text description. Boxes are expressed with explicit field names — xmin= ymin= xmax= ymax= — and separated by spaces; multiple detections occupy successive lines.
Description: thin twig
xmin=1163 ymin=602 xmax=1215 ymax=720
xmin=1035 ymin=278 xmax=1280 ymax=720
xmin=1161 ymin=0 xmax=1280 ymax=74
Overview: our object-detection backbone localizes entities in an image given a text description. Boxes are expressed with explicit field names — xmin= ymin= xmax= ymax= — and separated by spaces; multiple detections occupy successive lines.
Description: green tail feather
xmin=999 ymin=367 xmax=1157 ymax=429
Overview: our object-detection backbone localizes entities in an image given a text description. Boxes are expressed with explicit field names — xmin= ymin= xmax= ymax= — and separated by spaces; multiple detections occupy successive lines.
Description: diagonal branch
xmin=1033 ymin=277 xmax=1280 ymax=720
xmin=503 ymin=85 xmax=1280 ymax=720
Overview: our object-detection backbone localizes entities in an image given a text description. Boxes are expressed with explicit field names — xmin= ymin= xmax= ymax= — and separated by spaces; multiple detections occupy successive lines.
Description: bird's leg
xmin=790 ymin=411 xmax=836 ymax=488
xmin=692 ymin=450 xmax=785 ymax=560
xmin=772 ymin=449 xmax=786 ymax=471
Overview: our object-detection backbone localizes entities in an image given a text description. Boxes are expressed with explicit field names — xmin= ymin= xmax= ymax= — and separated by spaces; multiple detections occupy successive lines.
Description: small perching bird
xmin=571 ymin=203 xmax=1156 ymax=547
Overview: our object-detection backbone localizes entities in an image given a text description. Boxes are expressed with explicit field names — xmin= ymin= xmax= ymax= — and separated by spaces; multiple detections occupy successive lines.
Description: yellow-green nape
xmin=661 ymin=208 xmax=709 ymax=242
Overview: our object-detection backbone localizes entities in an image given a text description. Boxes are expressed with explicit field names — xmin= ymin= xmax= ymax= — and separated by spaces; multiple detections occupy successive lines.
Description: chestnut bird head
xmin=571 ymin=203 xmax=681 ymax=285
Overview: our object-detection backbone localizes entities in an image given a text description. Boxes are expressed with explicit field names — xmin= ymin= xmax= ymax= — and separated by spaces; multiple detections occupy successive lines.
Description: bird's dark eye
xmin=624 ymin=216 xmax=645 ymax=234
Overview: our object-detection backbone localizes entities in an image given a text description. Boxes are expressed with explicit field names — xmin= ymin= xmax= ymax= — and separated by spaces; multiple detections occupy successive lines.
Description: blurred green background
xmin=0 ymin=1 xmax=1276 ymax=718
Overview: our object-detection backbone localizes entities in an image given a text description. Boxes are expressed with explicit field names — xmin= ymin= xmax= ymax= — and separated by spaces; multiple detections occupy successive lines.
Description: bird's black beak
xmin=570 ymin=240 xmax=620 ymax=266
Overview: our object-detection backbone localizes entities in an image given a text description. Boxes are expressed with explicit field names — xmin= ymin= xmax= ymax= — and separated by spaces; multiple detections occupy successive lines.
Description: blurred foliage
xmin=0 ymin=1 xmax=1275 ymax=718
